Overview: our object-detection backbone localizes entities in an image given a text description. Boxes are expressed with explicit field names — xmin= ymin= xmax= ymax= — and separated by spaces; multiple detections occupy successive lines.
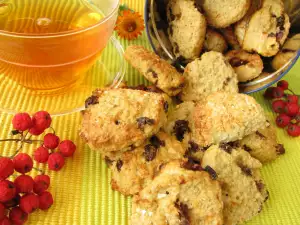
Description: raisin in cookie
xmin=124 ymin=45 xmax=185 ymax=96
xmin=202 ymin=0 xmax=251 ymax=28
xmin=167 ymin=0 xmax=207 ymax=61
xmin=164 ymin=101 xmax=206 ymax=161
xmin=192 ymin=92 xmax=268 ymax=147
xmin=226 ymin=50 xmax=264 ymax=82
xmin=234 ymin=0 xmax=262 ymax=46
xmin=272 ymin=33 xmax=300 ymax=70
xmin=80 ymin=89 xmax=168 ymax=152
xmin=243 ymin=4 xmax=291 ymax=57
xmin=204 ymin=29 xmax=228 ymax=53
xmin=131 ymin=160 xmax=224 ymax=225
xmin=201 ymin=144 xmax=268 ymax=225
xmin=106 ymin=132 xmax=186 ymax=195
xmin=239 ymin=124 xmax=285 ymax=163
xmin=181 ymin=51 xmax=238 ymax=102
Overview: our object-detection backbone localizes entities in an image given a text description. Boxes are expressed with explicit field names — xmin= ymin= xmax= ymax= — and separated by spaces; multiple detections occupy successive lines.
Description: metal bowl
xmin=144 ymin=0 xmax=300 ymax=94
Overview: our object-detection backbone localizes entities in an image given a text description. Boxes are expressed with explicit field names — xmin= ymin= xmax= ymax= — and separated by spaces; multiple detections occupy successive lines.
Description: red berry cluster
xmin=0 ymin=156 xmax=52 ymax=224
xmin=0 ymin=110 xmax=77 ymax=224
xmin=264 ymin=80 xmax=300 ymax=137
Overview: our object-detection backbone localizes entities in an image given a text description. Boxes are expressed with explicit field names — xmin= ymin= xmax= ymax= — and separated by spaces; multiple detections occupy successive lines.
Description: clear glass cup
xmin=0 ymin=0 xmax=120 ymax=90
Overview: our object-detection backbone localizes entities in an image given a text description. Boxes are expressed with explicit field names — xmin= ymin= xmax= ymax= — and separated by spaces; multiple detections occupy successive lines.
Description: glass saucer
xmin=0 ymin=36 xmax=125 ymax=116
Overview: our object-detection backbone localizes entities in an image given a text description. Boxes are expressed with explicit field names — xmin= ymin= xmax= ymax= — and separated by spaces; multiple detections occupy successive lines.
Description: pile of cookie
xmin=166 ymin=0 xmax=299 ymax=83
xmin=80 ymin=44 xmax=286 ymax=225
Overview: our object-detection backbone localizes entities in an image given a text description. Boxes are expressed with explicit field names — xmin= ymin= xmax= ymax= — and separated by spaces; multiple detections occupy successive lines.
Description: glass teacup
xmin=0 ymin=0 xmax=119 ymax=90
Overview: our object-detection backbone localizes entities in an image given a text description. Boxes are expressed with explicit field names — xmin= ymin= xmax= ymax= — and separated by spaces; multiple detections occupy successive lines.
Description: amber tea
xmin=0 ymin=0 xmax=119 ymax=90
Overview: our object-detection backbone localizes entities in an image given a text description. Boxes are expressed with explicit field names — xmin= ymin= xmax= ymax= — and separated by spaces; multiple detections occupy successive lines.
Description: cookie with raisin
xmin=201 ymin=144 xmax=269 ymax=225
xmin=124 ymin=45 xmax=185 ymax=96
xmin=167 ymin=0 xmax=207 ymax=60
xmin=131 ymin=160 xmax=224 ymax=225
xmin=80 ymin=88 xmax=168 ymax=152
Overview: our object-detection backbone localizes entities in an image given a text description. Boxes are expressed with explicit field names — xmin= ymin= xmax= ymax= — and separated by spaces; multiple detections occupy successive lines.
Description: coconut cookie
xmin=243 ymin=4 xmax=291 ymax=57
xmin=131 ymin=160 xmax=224 ymax=225
xmin=234 ymin=0 xmax=263 ymax=46
xmin=80 ymin=89 xmax=168 ymax=152
xmin=201 ymin=144 xmax=268 ymax=225
xmin=105 ymin=132 xmax=186 ymax=196
xmin=201 ymin=0 xmax=251 ymax=28
xmin=204 ymin=29 xmax=228 ymax=53
xmin=124 ymin=45 xmax=185 ymax=96
xmin=192 ymin=92 xmax=268 ymax=147
xmin=166 ymin=0 xmax=207 ymax=60
xmin=181 ymin=51 xmax=238 ymax=102
xmin=272 ymin=33 xmax=300 ymax=70
xmin=239 ymin=124 xmax=286 ymax=163
xmin=226 ymin=50 xmax=264 ymax=82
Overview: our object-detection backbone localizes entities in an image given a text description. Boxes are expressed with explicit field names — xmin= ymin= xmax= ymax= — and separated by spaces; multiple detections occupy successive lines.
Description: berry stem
xmin=49 ymin=127 xmax=56 ymax=135
xmin=287 ymin=89 xmax=296 ymax=95
xmin=10 ymin=143 xmax=23 ymax=158
xmin=32 ymin=167 xmax=45 ymax=174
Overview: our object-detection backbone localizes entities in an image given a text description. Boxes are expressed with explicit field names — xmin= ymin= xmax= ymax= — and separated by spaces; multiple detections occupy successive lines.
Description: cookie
xmin=226 ymin=50 xmax=264 ymax=82
xmin=192 ymin=92 xmax=268 ymax=147
xmin=239 ymin=124 xmax=286 ymax=163
xmin=204 ymin=29 xmax=228 ymax=53
xmin=106 ymin=132 xmax=186 ymax=196
xmin=131 ymin=160 xmax=224 ymax=225
xmin=80 ymin=88 xmax=168 ymax=152
xmin=201 ymin=144 xmax=268 ymax=225
xmin=164 ymin=101 xmax=205 ymax=161
xmin=124 ymin=45 xmax=185 ymax=96
xmin=234 ymin=0 xmax=263 ymax=46
xmin=202 ymin=0 xmax=251 ymax=28
xmin=219 ymin=26 xmax=241 ymax=50
xmin=181 ymin=51 xmax=239 ymax=102
xmin=272 ymin=33 xmax=300 ymax=70
xmin=242 ymin=4 xmax=291 ymax=57
xmin=167 ymin=0 xmax=207 ymax=60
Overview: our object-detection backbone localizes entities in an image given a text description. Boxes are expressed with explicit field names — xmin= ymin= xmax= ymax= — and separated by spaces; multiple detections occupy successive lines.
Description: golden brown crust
xmin=192 ymin=92 xmax=268 ymax=147
xmin=80 ymin=88 xmax=168 ymax=152
xmin=124 ymin=45 xmax=185 ymax=96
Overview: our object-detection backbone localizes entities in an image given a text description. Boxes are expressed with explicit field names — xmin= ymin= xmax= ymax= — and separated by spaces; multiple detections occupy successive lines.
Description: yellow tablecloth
xmin=0 ymin=0 xmax=300 ymax=224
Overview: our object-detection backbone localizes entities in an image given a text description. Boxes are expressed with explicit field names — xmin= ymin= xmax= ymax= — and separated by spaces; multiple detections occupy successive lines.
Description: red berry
xmin=0 ymin=203 xmax=5 ymax=220
xmin=276 ymin=114 xmax=291 ymax=128
xmin=19 ymin=194 xmax=39 ymax=214
xmin=28 ymin=127 xmax=44 ymax=136
xmin=287 ymin=95 xmax=299 ymax=104
xmin=13 ymin=154 xmax=33 ymax=174
xmin=9 ymin=207 xmax=28 ymax=225
xmin=43 ymin=133 xmax=60 ymax=149
xmin=3 ymin=194 xmax=20 ymax=209
xmin=38 ymin=191 xmax=54 ymax=210
xmin=284 ymin=103 xmax=299 ymax=117
xmin=31 ymin=111 xmax=52 ymax=132
xmin=272 ymin=87 xmax=284 ymax=99
xmin=48 ymin=153 xmax=65 ymax=171
xmin=12 ymin=113 xmax=32 ymax=132
xmin=14 ymin=175 xmax=34 ymax=194
xmin=33 ymin=175 xmax=50 ymax=194
xmin=33 ymin=147 xmax=49 ymax=163
xmin=0 ymin=158 xmax=14 ymax=181
xmin=277 ymin=80 xmax=289 ymax=90
xmin=287 ymin=124 xmax=300 ymax=137
xmin=272 ymin=100 xmax=286 ymax=113
xmin=58 ymin=140 xmax=76 ymax=157
xmin=0 ymin=217 xmax=12 ymax=225
xmin=0 ymin=181 xmax=16 ymax=203
xmin=264 ymin=87 xmax=276 ymax=99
